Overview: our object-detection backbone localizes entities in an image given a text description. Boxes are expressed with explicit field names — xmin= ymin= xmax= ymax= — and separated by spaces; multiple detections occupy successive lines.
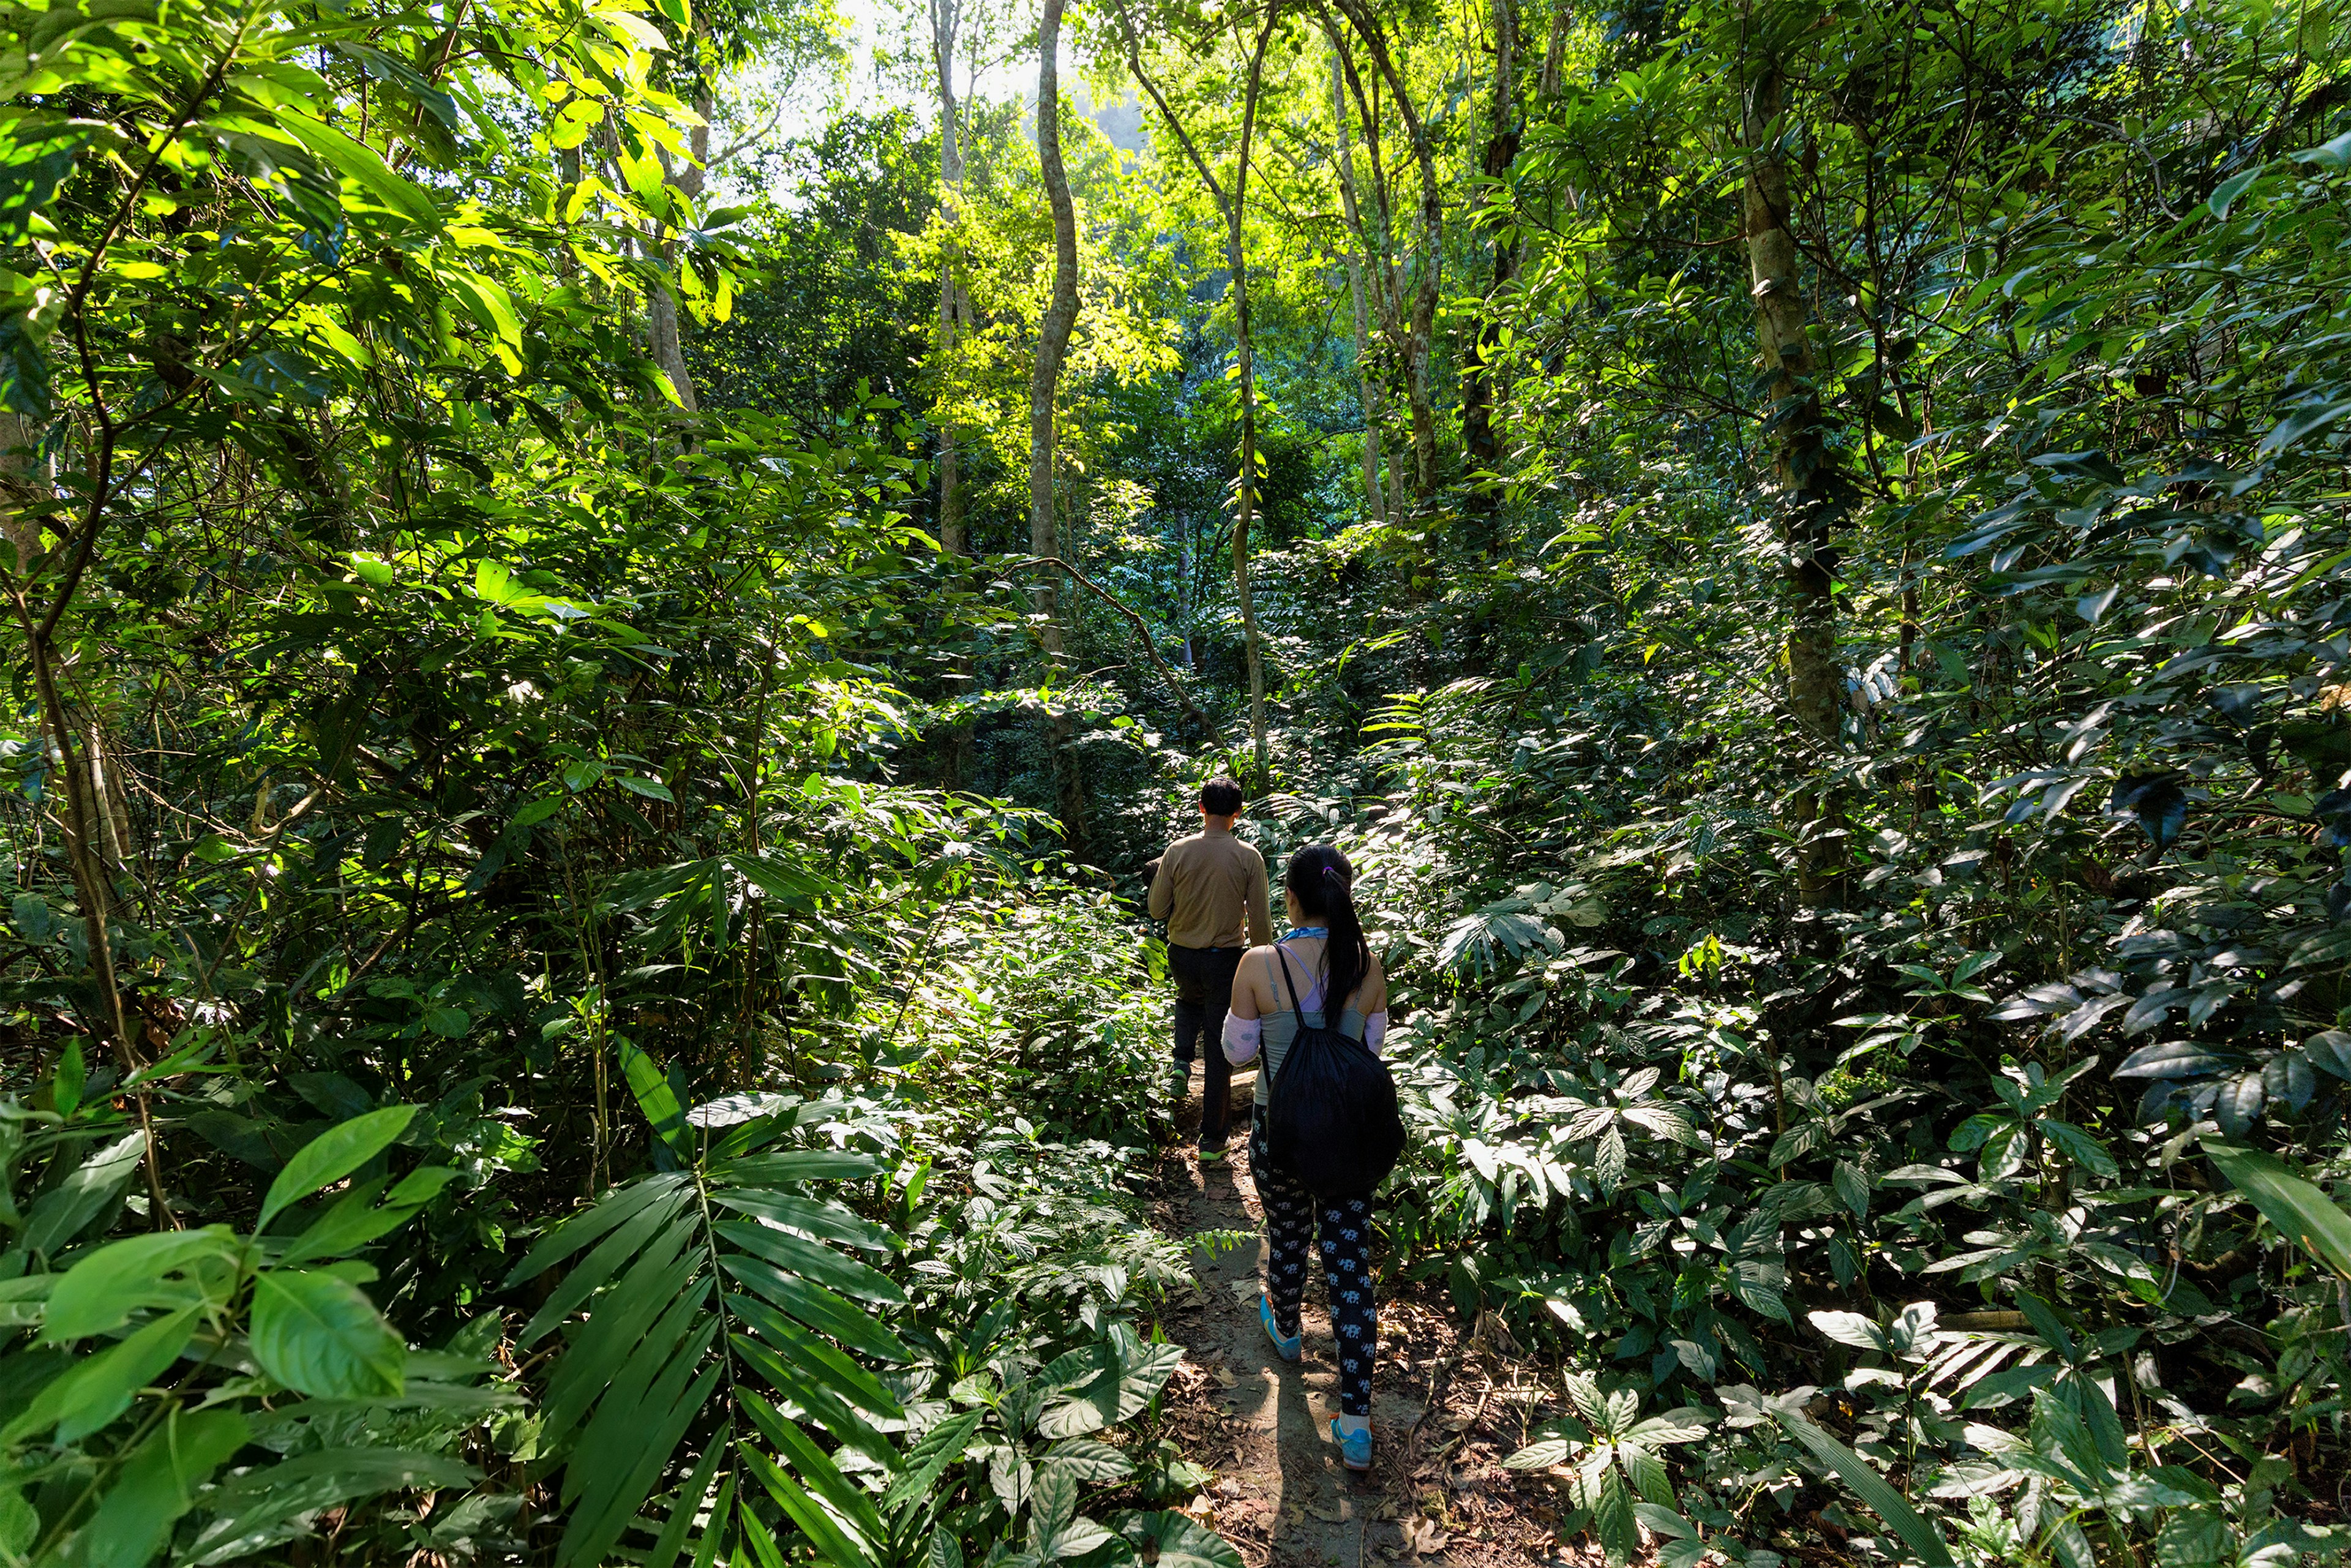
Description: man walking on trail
xmin=1149 ymin=777 xmax=1272 ymax=1164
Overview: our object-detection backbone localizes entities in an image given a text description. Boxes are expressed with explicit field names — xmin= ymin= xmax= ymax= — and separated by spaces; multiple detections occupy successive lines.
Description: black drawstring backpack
xmin=1265 ymin=947 xmax=1406 ymax=1200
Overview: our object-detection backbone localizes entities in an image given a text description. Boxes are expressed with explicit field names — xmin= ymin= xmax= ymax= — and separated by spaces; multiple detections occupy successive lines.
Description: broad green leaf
xmin=2 ymin=1305 xmax=199 ymax=1444
xmin=40 ymin=1226 xmax=239 ymax=1341
xmin=883 ymin=1409 xmax=986 ymax=1513
xmin=1126 ymin=1513 xmax=1242 ymax=1568
xmin=249 ymin=1269 xmax=405 ymax=1398
xmin=275 ymin=109 xmax=440 ymax=225
xmin=1772 ymin=1409 xmax=1956 ymax=1567
xmin=1504 ymin=1437 xmax=1575 ymax=1469
xmin=22 ymin=1131 xmax=147 ymax=1258
xmin=56 ymin=1408 xmax=248 ymax=1568
xmin=1808 ymin=1310 xmax=1888 ymax=1352
xmin=2204 ymin=1139 xmax=2351 ymax=1278
xmin=258 ymin=1105 xmax=417 ymax=1232
xmin=279 ymin=1165 xmax=457 ymax=1265
xmin=620 ymin=1038 xmax=691 ymax=1157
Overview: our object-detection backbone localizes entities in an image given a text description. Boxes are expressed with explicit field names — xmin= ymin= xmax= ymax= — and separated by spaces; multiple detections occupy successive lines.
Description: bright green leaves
xmin=509 ymin=1092 xmax=914 ymax=1568
xmin=258 ymin=1103 xmax=415 ymax=1231
xmin=40 ymin=1227 xmax=239 ymax=1341
xmin=1769 ymin=1405 xmax=1955 ymax=1568
xmin=59 ymin=1407 xmax=250 ymax=1568
xmin=441 ymin=268 xmax=525 ymax=374
xmin=1034 ymin=1330 xmax=1184 ymax=1439
xmin=1503 ymin=1377 xmax=1712 ymax=1568
xmin=2 ymin=1305 xmax=201 ymax=1445
xmin=249 ymin=1269 xmax=407 ymax=1398
xmin=2203 ymin=1139 xmax=2351 ymax=1280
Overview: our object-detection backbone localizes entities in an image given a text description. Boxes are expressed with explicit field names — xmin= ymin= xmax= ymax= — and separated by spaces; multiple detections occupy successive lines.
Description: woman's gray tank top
xmin=1254 ymin=943 xmax=1365 ymax=1109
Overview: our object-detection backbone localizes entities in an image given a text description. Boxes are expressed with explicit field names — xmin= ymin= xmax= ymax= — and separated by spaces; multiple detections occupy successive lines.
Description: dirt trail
xmin=1149 ymin=1070 xmax=1590 ymax=1568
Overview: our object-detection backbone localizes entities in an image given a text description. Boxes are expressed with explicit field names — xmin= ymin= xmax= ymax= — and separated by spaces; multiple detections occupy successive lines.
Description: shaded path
xmin=1147 ymin=1071 xmax=1596 ymax=1568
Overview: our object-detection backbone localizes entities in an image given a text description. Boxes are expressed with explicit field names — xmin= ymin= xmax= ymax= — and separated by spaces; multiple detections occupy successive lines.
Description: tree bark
xmin=0 ymin=408 xmax=49 ymax=568
xmin=1330 ymin=43 xmax=1388 ymax=527
xmin=1460 ymin=0 xmax=1521 ymax=538
xmin=1031 ymin=0 xmax=1087 ymax=837
xmin=932 ymin=0 xmax=972 ymax=556
xmin=1331 ymin=0 xmax=1440 ymax=498
xmin=1120 ymin=3 xmax=1280 ymax=782
xmin=929 ymin=0 xmax=974 ymax=785
xmin=1741 ymin=54 xmax=1843 ymax=903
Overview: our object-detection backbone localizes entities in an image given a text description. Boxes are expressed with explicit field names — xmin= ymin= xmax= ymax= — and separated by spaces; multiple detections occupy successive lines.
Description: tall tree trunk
xmin=1741 ymin=54 xmax=1843 ymax=898
xmin=646 ymin=97 xmax=708 ymax=416
xmin=0 ymin=408 xmax=48 ymax=569
xmin=1031 ymin=0 xmax=1087 ymax=838
xmin=1330 ymin=45 xmax=1388 ymax=527
xmin=932 ymin=0 xmax=970 ymax=557
xmin=1460 ymin=0 xmax=1521 ymax=539
xmin=1121 ymin=3 xmax=1280 ymax=782
xmin=1330 ymin=38 xmax=1411 ymax=485
xmin=930 ymin=0 xmax=974 ymax=786
xmin=1332 ymin=0 xmax=1440 ymax=498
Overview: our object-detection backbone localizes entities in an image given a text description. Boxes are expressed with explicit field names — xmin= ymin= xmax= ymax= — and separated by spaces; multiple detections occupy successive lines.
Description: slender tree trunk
xmin=930 ymin=0 xmax=974 ymax=785
xmin=1330 ymin=46 xmax=1388 ymax=526
xmin=1121 ymin=4 xmax=1279 ymax=782
xmin=1460 ymin=0 xmax=1520 ymax=539
xmin=1330 ymin=40 xmax=1411 ymax=481
xmin=1539 ymin=0 xmax=1569 ymax=95
xmin=1742 ymin=54 xmax=1843 ymax=900
xmin=645 ymin=98 xmax=708 ymax=416
xmin=1031 ymin=0 xmax=1086 ymax=838
xmin=1228 ymin=17 xmax=1276 ymax=786
xmin=0 ymin=409 xmax=49 ymax=568
xmin=1333 ymin=0 xmax=1440 ymax=497
xmin=932 ymin=0 xmax=970 ymax=557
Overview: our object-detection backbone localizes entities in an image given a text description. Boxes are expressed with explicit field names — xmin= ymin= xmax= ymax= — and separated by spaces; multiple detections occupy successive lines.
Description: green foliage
xmin=0 ymin=1100 xmax=512 ymax=1565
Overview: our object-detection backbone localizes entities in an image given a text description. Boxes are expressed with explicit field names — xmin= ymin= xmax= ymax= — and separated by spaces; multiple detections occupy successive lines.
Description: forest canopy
xmin=4 ymin=0 xmax=2351 ymax=1561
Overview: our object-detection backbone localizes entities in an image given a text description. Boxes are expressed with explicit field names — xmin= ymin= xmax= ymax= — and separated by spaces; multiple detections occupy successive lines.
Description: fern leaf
xmin=517 ymin=1193 xmax=695 ymax=1346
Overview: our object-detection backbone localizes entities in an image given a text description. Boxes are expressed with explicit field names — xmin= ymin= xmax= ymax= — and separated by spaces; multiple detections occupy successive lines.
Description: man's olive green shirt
xmin=1148 ymin=824 xmax=1273 ymax=950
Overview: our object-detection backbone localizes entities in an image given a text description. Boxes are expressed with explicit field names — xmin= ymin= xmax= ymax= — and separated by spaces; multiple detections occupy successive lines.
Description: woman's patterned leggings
xmin=1250 ymin=1108 xmax=1378 ymax=1417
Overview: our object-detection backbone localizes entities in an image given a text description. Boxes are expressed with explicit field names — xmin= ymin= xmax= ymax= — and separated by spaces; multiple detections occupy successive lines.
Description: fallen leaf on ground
xmin=1399 ymin=1518 xmax=1450 ymax=1556
xmin=1308 ymin=1501 xmax=1348 ymax=1523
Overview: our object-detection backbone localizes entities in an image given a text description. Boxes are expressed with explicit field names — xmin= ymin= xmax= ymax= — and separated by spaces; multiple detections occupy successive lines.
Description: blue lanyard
xmin=1281 ymin=927 xmax=1329 ymax=942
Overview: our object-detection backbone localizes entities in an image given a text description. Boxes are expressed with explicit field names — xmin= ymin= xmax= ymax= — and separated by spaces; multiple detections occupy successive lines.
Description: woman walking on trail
xmin=1221 ymin=844 xmax=1389 ymax=1472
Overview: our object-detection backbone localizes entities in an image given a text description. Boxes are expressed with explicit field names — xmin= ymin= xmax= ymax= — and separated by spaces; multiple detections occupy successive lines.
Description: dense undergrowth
xmin=9 ymin=0 xmax=2351 ymax=1559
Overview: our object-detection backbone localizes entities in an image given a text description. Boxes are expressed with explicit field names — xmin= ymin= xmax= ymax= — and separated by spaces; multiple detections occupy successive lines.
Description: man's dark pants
xmin=1170 ymin=943 xmax=1245 ymax=1147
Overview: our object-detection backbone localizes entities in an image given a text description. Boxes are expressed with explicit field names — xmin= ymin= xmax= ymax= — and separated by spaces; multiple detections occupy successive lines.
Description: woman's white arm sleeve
xmin=1223 ymin=1013 xmax=1262 ymax=1065
xmin=1364 ymin=1011 xmax=1389 ymax=1056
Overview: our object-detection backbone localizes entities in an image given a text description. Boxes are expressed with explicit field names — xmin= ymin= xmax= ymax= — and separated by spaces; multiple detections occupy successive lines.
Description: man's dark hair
xmin=1199 ymin=776 xmax=1244 ymax=817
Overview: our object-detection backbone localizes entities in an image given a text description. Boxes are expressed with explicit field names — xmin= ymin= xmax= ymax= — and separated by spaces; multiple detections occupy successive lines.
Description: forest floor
xmin=1148 ymin=1067 xmax=1611 ymax=1568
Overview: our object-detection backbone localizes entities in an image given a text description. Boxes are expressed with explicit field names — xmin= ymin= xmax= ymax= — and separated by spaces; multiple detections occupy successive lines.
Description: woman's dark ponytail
xmin=1287 ymin=845 xmax=1370 ymax=1019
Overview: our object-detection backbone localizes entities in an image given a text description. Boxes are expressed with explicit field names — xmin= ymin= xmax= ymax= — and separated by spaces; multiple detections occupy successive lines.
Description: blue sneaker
xmin=1330 ymin=1418 xmax=1372 ymax=1472
xmin=1259 ymin=1296 xmax=1302 ymax=1362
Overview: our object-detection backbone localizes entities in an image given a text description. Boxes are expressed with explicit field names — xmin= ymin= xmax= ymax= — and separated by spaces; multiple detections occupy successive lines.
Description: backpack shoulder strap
xmin=1273 ymin=945 xmax=1307 ymax=1018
